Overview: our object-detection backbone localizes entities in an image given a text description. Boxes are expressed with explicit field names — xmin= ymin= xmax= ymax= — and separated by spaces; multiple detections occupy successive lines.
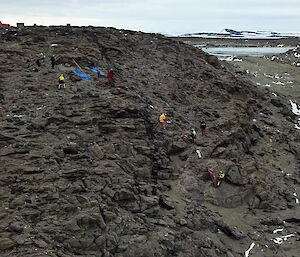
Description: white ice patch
xmin=256 ymin=82 xmax=261 ymax=86
xmin=272 ymin=234 xmax=295 ymax=245
xmin=51 ymin=44 xmax=58 ymax=47
xmin=233 ymin=58 xmax=243 ymax=62
xmin=290 ymin=100 xmax=300 ymax=130
xmin=262 ymin=84 xmax=271 ymax=87
xmin=196 ymin=150 xmax=202 ymax=159
xmin=297 ymin=63 xmax=300 ymax=66
xmin=245 ymin=242 xmax=255 ymax=257
xmin=294 ymin=52 xmax=300 ymax=58
xmin=272 ymin=92 xmax=278 ymax=97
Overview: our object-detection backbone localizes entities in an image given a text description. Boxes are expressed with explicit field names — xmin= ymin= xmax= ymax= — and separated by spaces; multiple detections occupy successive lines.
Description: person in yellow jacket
xmin=159 ymin=113 xmax=166 ymax=129
xmin=190 ymin=128 xmax=197 ymax=144
xmin=58 ymin=74 xmax=66 ymax=89
xmin=217 ymin=170 xmax=225 ymax=186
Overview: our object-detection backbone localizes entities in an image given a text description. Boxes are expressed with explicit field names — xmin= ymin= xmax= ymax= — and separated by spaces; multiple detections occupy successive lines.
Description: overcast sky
xmin=1 ymin=0 xmax=299 ymax=34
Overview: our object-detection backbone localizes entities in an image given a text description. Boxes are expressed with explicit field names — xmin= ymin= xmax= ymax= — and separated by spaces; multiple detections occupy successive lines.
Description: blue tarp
xmin=90 ymin=67 xmax=105 ymax=76
xmin=72 ymin=69 xmax=90 ymax=80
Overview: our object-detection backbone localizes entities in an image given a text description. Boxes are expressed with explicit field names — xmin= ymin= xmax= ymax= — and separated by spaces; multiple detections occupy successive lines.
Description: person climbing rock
xmin=160 ymin=113 xmax=166 ymax=129
xmin=200 ymin=120 xmax=207 ymax=136
xmin=58 ymin=74 xmax=66 ymax=89
xmin=217 ymin=170 xmax=225 ymax=186
xmin=51 ymin=55 xmax=56 ymax=69
xmin=190 ymin=128 xmax=197 ymax=144
xmin=107 ymin=68 xmax=114 ymax=84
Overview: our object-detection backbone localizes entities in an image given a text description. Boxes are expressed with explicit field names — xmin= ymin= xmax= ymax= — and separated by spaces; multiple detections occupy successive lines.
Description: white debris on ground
xmin=51 ymin=44 xmax=58 ymax=47
xmin=244 ymin=242 xmax=255 ymax=257
xmin=262 ymin=84 xmax=271 ymax=87
xmin=293 ymin=193 xmax=299 ymax=204
xmin=196 ymin=150 xmax=202 ymax=159
xmin=272 ymin=92 xmax=278 ymax=97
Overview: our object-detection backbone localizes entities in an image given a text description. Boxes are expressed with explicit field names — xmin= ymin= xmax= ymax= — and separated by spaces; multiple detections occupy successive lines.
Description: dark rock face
xmin=0 ymin=26 xmax=299 ymax=257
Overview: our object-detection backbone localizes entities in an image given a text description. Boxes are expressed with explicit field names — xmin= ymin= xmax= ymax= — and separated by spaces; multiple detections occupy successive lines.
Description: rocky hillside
xmin=0 ymin=26 xmax=299 ymax=257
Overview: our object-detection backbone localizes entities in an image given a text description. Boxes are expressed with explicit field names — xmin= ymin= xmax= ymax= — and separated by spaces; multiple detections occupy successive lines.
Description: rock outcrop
xmin=0 ymin=26 xmax=299 ymax=257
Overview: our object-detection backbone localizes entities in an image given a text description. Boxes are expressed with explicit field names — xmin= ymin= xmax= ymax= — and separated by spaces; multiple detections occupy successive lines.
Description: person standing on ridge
xmin=107 ymin=68 xmax=114 ymax=84
xmin=200 ymin=121 xmax=206 ymax=136
xmin=58 ymin=74 xmax=66 ymax=89
xmin=51 ymin=55 xmax=56 ymax=69
xmin=160 ymin=113 xmax=166 ymax=129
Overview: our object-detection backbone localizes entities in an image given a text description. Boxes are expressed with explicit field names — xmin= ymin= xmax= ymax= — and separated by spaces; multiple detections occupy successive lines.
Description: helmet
xmin=191 ymin=128 xmax=195 ymax=131
xmin=61 ymin=74 xmax=64 ymax=77
xmin=110 ymin=68 xmax=113 ymax=71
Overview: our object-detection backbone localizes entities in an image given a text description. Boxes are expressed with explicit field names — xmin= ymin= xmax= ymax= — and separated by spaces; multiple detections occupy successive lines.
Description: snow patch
xmin=273 ymin=228 xmax=283 ymax=234
xmin=245 ymin=242 xmax=255 ymax=257
xmin=290 ymin=100 xmax=300 ymax=115
xmin=272 ymin=234 xmax=295 ymax=245
xmin=272 ymin=81 xmax=284 ymax=85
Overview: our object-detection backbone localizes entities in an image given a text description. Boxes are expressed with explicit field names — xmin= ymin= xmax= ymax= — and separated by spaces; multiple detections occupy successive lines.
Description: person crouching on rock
xmin=58 ymin=74 xmax=66 ymax=89
xmin=217 ymin=170 xmax=225 ymax=186
xmin=200 ymin=121 xmax=206 ymax=136
xmin=190 ymin=128 xmax=197 ymax=143
xmin=107 ymin=68 xmax=114 ymax=85
xmin=160 ymin=113 xmax=166 ymax=129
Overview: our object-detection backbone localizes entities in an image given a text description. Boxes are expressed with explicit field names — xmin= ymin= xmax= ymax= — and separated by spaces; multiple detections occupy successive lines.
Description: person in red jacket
xmin=107 ymin=68 xmax=114 ymax=84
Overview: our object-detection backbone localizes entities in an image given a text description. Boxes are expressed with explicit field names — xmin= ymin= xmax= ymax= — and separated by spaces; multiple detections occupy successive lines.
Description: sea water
xmin=199 ymin=46 xmax=294 ymax=57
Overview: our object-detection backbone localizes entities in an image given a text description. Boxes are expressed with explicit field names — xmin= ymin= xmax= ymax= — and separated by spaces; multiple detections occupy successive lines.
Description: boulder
xmin=90 ymin=142 xmax=105 ymax=160
xmin=0 ymin=237 xmax=16 ymax=250
xmin=159 ymin=195 xmax=175 ymax=210
xmin=226 ymin=166 xmax=248 ymax=185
